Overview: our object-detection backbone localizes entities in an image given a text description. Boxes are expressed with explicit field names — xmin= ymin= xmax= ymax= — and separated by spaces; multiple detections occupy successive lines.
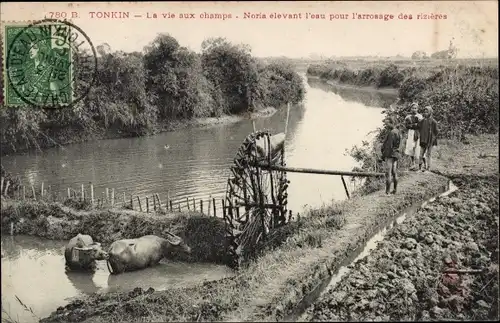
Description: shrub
xmin=1 ymin=35 xmax=306 ymax=155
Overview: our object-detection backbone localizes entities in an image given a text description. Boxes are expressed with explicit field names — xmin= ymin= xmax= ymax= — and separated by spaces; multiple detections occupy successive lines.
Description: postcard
xmin=1 ymin=2 xmax=498 ymax=323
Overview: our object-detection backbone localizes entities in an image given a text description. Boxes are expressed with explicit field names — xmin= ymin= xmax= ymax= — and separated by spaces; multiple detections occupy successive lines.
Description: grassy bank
xmin=307 ymin=136 xmax=499 ymax=321
xmin=39 ymin=169 xmax=449 ymax=323
xmin=0 ymin=200 xmax=234 ymax=266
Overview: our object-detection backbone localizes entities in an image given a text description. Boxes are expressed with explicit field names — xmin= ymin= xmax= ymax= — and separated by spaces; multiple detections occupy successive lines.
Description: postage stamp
xmin=2 ymin=19 xmax=97 ymax=108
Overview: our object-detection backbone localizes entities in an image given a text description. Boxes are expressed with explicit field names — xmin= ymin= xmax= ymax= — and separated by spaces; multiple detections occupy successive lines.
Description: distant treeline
xmin=311 ymin=60 xmax=500 ymax=190
xmin=0 ymin=35 xmax=306 ymax=154
xmin=307 ymin=61 xmax=499 ymax=140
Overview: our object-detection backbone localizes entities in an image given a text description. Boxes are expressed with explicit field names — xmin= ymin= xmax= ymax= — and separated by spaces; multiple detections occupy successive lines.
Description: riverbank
xmin=307 ymin=75 xmax=398 ymax=95
xmin=0 ymin=200 xmax=235 ymax=267
xmin=307 ymin=60 xmax=498 ymax=140
xmin=38 ymin=168 xmax=449 ymax=322
xmin=0 ymin=106 xmax=278 ymax=157
xmin=306 ymin=134 xmax=499 ymax=321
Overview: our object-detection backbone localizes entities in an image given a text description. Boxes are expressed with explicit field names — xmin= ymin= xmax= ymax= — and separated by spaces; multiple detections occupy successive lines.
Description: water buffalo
xmin=64 ymin=233 xmax=109 ymax=271
xmin=106 ymin=233 xmax=192 ymax=275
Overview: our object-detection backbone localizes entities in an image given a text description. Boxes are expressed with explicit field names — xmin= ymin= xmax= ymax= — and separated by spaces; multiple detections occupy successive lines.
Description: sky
xmin=2 ymin=1 xmax=498 ymax=58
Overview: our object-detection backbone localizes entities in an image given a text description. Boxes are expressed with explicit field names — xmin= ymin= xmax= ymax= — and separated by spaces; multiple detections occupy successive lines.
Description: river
xmin=1 ymin=75 xmax=394 ymax=214
xmin=1 ymin=75 xmax=396 ymax=322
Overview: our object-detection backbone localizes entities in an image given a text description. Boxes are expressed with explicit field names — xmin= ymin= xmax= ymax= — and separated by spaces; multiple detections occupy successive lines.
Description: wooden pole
xmin=222 ymin=199 xmax=226 ymax=218
xmin=31 ymin=185 xmax=36 ymax=200
xmin=41 ymin=182 xmax=44 ymax=198
xmin=170 ymin=200 xmax=173 ymax=211
xmin=81 ymin=184 xmax=85 ymax=200
xmin=167 ymin=190 xmax=170 ymax=209
xmin=4 ymin=181 xmax=10 ymax=197
xmin=284 ymin=102 xmax=291 ymax=136
xmin=130 ymin=195 xmax=133 ymax=210
xmin=178 ymin=202 xmax=181 ymax=212
xmin=123 ymin=192 xmax=126 ymax=206
xmin=67 ymin=187 xmax=71 ymax=199
xmin=156 ymin=194 xmax=162 ymax=211
xmin=0 ymin=177 xmax=3 ymax=195
xmin=208 ymin=196 xmax=212 ymax=216
xmin=258 ymin=164 xmax=385 ymax=178
xmin=137 ymin=196 xmax=142 ymax=212
xmin=186 ymin=197 xmax=190 ymax=210
xmin=106 ymin=188 xmax=109 ymax=203
xmin=10 ymin=222 xmax=14 ymax=236
xmin=213 ymin=198 xmax=217 ymax=217
xmin=341 ymin=176 xmax=350 ymax=199
xmin=193 ymin=198 xmax=196 ymax=211
xmin=200 ymin=199 xmax=203 ymax=214
xmin=146 ymin=197 xmax=149 ymax=213
xmin=153 ymin=195 xmax=157 ymax=211
xmin=90 ymin=184 xmax=94 ymax=205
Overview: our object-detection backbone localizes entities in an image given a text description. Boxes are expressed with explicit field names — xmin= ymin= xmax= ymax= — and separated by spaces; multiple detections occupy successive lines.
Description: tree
xmin=201 ymin=37 xmax=259 ymax=114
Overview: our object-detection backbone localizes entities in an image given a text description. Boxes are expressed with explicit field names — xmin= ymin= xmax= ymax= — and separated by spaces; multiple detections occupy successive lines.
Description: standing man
xmin=381 ymin=116 xmax=401 ymax=195
xmin=404 ymin=102 xmax=423 ymax=170
xmin=418 ymin=106 xmax=439 ymax=171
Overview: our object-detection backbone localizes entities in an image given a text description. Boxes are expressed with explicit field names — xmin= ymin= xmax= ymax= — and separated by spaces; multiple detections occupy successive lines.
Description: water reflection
xmin=65 ymin=271 xmax=101 ymax=295
xmin=307 ymin=77 xmax=396 ymax=108
xmin=105 ymin=261 xmax=234 ymax=293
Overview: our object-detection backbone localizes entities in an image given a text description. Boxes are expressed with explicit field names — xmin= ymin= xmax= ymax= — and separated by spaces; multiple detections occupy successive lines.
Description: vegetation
xmin=307 ymin=59 xmax=499 ymax=191
xmin=0 ymin=35 xmax=305 ymax=155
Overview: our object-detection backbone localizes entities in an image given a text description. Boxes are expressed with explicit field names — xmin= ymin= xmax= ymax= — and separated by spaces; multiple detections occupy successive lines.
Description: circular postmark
xmin=5 ymin=19 xmax=97 ymax=108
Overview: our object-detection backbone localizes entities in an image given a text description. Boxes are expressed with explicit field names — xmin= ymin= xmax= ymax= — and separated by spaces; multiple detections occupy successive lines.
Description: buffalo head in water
xmin=64 ymin=233 xmax=109 ymax=271
xmin=106 ymin=233 xmax=191 ymax=275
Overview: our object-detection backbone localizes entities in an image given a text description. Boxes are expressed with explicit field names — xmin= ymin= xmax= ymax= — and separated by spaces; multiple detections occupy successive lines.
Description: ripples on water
xmin=2 ymin=74 xmax=394 ymax=214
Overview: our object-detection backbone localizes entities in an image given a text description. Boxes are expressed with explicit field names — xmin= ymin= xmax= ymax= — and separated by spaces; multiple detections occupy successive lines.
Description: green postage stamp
xmin=2 ymin=19 xmax=97 ymax=108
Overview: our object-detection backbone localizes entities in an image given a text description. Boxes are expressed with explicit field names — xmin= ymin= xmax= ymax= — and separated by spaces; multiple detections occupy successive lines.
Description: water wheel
xmin=224 ymin=130 xmax=290 ymax=267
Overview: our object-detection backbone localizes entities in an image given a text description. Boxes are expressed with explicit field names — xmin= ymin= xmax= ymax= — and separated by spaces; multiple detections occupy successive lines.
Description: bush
xmin=307 ymin=60 xmax=499 ymax=190
xmin=0 ymin=35 xmax=306 ymax=155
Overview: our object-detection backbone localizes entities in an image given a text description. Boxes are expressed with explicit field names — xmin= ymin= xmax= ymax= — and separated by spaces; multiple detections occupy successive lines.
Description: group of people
xmin=381 ymin=102 xmax=439 ymax=195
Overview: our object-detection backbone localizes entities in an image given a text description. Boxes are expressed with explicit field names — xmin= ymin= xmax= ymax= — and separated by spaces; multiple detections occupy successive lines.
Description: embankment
xmin=0 ymin=201 xmax=234 ymax=266
xmin=39 ymin=170 xmax=449 ymax=323
xmin=0 ymin=106 xmax=279 ymax=157
xmin=307 ymin=175 xmax=499 ymax=321
xmin=305 ymin=134 xmax=499 ymax=321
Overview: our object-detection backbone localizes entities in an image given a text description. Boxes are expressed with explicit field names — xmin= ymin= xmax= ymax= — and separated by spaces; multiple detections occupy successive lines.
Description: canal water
xmin=1 ymin=75 xmax=396 ymax=322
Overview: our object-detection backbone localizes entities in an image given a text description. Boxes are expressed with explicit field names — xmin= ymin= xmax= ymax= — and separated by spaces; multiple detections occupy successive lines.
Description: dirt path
xmin=306 ymin=134 xmax=499 ymax=321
